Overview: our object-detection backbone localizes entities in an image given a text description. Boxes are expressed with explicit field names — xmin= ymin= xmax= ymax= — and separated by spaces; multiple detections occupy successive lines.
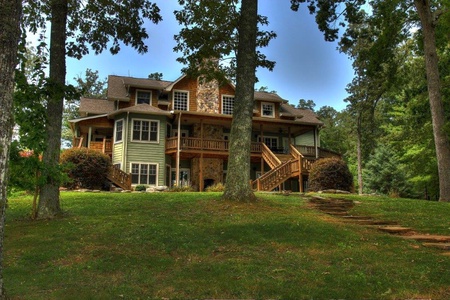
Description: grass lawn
xmin=4 ymin=191 xmax=450 ymax=299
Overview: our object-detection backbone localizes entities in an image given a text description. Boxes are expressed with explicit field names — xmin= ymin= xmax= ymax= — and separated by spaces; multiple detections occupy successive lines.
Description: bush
xmin=168 ymin=184 xmax=195 ymax=192
xmin=205 ymin=182 xmax=225 ymax=192
xmin=135 ymin=185 xmax=147 ymax=192
xmin=308 ymin=157 xmax=354 ymax=192
xmin=61 ymin=148 xmax=111 ymax=190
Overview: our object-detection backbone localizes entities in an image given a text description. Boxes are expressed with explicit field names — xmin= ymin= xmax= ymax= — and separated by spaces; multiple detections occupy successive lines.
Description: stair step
xmin=378 ymin=226 xmax=413 ymax=234
xmin=422 ymin=243 xmax=450 ymax=250
xmin=401 ymin=234 xmax=450 ymax=243
xmin=345 ymin=219 xmax=398 ymax=226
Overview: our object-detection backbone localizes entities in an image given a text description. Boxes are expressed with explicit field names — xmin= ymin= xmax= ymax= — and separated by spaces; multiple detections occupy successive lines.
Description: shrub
xmin=168 ymin=184 xmax=195 ymax=192
xmin=205 ymin=182 xmax=225 ymax=192
xmin=135 ymin=185 xmax=147 ymax=192
xmin=308 ymin=157 xmax=354 ymax=192
xmin=61 ymin=148 xmax=111 ymax=190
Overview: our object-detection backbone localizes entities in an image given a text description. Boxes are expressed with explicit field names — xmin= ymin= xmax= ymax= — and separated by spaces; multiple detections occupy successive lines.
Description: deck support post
xmin=199 ymin=119 xmax=204 ymax=192
xmin=176 ymin=112 xmax=181 ymax=186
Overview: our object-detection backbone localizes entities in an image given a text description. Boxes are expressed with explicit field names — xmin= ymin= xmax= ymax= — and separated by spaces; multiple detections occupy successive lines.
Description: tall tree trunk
xmin=356 ymin=112 xmax=363 ymax=195
xmin=38 ymin=0 xmax=67 ymax=217
xmin=414 ymin=0 xmax=450 ymax=202
xmin=222 ymin=0 xmax=258 ymax=202
xmin=0 ymin=0 xmax=21 ymax=296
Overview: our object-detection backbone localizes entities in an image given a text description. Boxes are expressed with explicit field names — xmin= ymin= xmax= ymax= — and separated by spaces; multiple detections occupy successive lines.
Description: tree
xmin=148 ymin=72 xmax=164 ymax=80
xmin=297 ymin=99 xmax=316 ymax=111
xmin=0 ymin=0 xmax=21 ymax=296
xmin=62 ymin=69 xmax=107 ymax=147
xmin=222 ymin=0 xmax=258 ymax=201
xmin=174 ymin=0 xmax=276 ymax=201
xmin=23 ymin=0 xmax=162 ymax=218
xmin=74 ymin=69 xmax=107 ymax=99
xmin=413 ymin=0 xmax=450 ymax=202
xmin=339 ymin=1 xmax=406 ymax=195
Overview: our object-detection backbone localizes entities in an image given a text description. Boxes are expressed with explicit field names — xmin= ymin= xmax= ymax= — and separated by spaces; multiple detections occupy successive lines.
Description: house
xmin=69 ymin=74 xmax=340 ymax=192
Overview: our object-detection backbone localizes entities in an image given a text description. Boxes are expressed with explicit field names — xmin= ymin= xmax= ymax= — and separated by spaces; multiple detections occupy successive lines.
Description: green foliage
xmin=363 ymin=145 xmax=411 ymax=197
xmin=205 ymin=182 xmax=225 ymax=192
xmin=297 ymin=99 xmax=316 ymax=111
xmin=7 ymin=141 xmax=40 ymax=193
xmin=308 ymin=158 xmax=354 ymax=192
xmin=174 ymin=0 xmax=276 ymax=83
xmin=60 ymin=148 xmax=111 ymax=190
xmin=134 ymin=184 xmax=147 ymax=192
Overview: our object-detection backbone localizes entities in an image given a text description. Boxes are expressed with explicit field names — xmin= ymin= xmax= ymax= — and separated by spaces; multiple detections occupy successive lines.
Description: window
xmin=136 ymin=90 xmax=151 ymax=105
xmin=131 ymin=163 xmax=157 ymax=185
xmin=132 ymin=119 xmax=159 ymax=142
xmin=222 ymin=95 xmax=235 ymax=115
xmin=114 ymin=119 xmax=123 ymax=142
xmin=261 ymin=102 xmax=275 ymax=118
xmin=173 ymin=90 xmax=189 ymax=111
xmin=258 ymin=136 xmax=278 ymax=149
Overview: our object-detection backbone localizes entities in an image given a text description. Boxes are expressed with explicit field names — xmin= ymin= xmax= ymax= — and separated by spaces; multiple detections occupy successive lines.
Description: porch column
xmin=315 ymin=126 xmax=319 ymax=158
xmin=176 ymin=112 xmax=182 ymax=186
xmin=288 ymin=126 xmax=292 ymax=147
xmin=260 ymin=124 xmax=264 ymax=175
xmin=87 ymin=127 xmax=92 ymax=148
xmin=199 ymin=119 xmax=204 ymax=192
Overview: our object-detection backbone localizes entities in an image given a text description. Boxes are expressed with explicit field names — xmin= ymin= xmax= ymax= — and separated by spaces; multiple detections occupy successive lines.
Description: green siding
xmin=112 ymin=142 xmax=123 ymax=166
xmin=125 ymin=114 xmax=168 ymax=186
xmin=295 ymin=131 xmax=315 ymax=146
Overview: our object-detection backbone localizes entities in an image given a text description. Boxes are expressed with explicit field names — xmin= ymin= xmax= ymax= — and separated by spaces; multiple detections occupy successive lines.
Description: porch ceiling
xmin=172 ymin=113 xmax=315 ymax=136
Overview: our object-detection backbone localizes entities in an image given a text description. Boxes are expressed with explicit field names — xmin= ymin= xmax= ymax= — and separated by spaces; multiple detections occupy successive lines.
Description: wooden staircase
xmin=107 ymin=165 xmax=132 ymax=190
xmin=253 ymin=144 xmax=315 ymax=191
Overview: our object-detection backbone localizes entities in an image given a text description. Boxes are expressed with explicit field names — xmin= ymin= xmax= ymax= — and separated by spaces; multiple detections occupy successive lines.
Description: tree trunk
xmin=38 ymin=0 xmax=68 ymax=218
xmin=0 ymin=0 xmax=21 ymax=296
xmin=414 ymin=0 xmax=450 ymax=202
xmin=222 ymin=0 xmax=258 ymax=202
xmin=356 ymin=112 xmax=363 ymax=195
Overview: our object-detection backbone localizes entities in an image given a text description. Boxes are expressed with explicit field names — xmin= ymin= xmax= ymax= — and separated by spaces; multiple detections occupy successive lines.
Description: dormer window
xmin=261 ymin=102 xmax=275 ymax=118
xmin=173 ymin=90 xmax=189 ymax=111
xmin=136 ymin=90 xmax=151 ymax=105
xmin=222 ymin=95 xmax=234 ymax=115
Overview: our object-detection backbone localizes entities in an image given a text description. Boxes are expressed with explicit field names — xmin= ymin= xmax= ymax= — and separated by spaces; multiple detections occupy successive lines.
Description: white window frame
xmin=130 ymin=162 xmax=159 ymax=186
xmin=258 ymin=135 xmax=278 ymax=149
xmin=221 ymin=95 xmax=235 ymax=115
xmin=114 ymin=119 xmax=124 ymax=143
xmin=261 ymin=102 xmax=275 ymax=118
xmin=173 ymin=90 xmax=189 ymax=111
xmin=171 ymin=168 xmax=191 ymax=187
xmin=135 ymin=90 xmax=152 ymax=105
xmin=131 ymin=118 xmax=160 ymax=143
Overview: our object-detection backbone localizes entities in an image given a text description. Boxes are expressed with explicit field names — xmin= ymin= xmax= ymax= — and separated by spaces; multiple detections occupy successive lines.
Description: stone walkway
xmin=308 ymin=196 xmax=450 ymax=255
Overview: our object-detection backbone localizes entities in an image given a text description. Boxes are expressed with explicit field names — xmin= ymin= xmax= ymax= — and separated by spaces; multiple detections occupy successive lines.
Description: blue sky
xmin=65 ymin=1 xmax=354 ymax=111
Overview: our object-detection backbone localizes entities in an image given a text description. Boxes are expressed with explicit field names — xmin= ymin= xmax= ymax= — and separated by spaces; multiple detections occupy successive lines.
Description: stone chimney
xmin=196 ymin=58 xmax=220 ymax=113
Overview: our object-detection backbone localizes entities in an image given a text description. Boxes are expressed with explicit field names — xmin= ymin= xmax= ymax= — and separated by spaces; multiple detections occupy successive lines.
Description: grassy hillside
xmin=4 ymin=192 xmax=450 ymax=299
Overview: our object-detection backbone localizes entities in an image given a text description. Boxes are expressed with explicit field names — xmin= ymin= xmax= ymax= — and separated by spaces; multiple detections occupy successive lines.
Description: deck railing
xmin=294 ymin=145 xmax=341 ymax=159
xmin=72 ymin=137 xmax=112 ymax=155
xmin=107 ymin=165 xmax=131 ymax=190
xmin=165 ymin=137 xmax=262 ymax=153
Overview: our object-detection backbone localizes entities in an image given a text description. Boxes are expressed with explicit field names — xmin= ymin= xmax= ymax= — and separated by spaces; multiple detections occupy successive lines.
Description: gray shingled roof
xmin=107 ymin=75 xmax=172 ymax=101
xmin=280 ymin=103 xmax=323 ymax=125
xmin=79 ymin=97 xmax=115 ymax=116
xmin=107 ymin=103 xmax=172 ymax=118
xmin=254 ymin=91 xmax=285 ymax=102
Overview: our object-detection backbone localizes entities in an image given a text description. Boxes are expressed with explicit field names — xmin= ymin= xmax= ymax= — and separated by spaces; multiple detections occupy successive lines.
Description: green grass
xmin=4 ymin=191 xmax=450 ymax=299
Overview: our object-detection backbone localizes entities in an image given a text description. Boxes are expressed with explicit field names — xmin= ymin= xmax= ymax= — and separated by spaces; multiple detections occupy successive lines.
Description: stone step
xmin=402 ymin=234 xmax=450 ymax=243
xmin=345 ymin=219 xmax=398 ymax=226
xmin=422 ymin=243 xmax=450 ymax=250
xmin=324 ymin=211 xmax=349 ymax=216
xmin=378 ymin=226 xmax=413 ymax=234
xmin=341 ymin=216 xmax=373 ymax=220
